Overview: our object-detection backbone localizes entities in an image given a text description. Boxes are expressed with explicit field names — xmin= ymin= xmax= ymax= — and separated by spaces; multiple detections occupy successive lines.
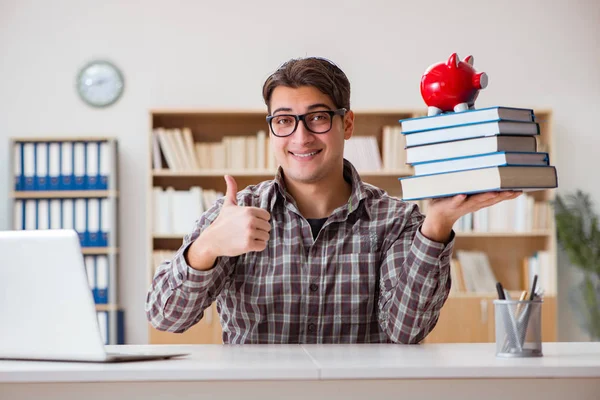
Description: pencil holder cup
xmin=493 ymin=299 xmax=543 ymax=358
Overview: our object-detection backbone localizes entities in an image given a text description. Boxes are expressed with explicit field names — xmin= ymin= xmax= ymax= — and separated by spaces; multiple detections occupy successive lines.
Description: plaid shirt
xmin=146 ymin=160 xmax=454 ymax=344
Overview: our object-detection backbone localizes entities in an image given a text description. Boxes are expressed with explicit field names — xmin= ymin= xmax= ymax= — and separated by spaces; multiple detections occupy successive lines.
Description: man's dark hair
xmin=262 ymin=57 xmax=351 ymax=113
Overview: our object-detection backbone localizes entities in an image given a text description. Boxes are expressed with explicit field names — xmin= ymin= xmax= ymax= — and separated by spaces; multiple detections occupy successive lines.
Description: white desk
xmin=1 ymin=342 xmax=599 ymax=400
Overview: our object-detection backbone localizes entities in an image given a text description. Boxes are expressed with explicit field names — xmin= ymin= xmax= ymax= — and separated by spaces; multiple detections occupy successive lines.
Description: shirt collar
xmin=271 ymin=159 xmax=372 ymax=220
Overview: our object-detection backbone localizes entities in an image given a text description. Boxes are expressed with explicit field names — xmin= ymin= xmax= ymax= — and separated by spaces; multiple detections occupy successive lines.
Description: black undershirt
xmin=307 ymin=218 xmax=328 ymax=239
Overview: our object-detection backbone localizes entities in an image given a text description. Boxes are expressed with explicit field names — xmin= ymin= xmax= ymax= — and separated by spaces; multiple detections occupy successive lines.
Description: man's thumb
xmin=223 ymin=175 xmax=238 ymax=206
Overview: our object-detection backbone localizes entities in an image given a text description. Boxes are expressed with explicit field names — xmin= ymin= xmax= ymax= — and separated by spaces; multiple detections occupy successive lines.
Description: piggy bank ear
xmin=464 ymin=55 xmax=474 ymax=66
xmin=446 ymin=53 xmax=459 ymax=68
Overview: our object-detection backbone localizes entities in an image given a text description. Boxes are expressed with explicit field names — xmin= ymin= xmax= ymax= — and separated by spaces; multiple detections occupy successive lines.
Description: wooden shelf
xmin=11 ymin=136 xmax=117 ymax=143
xmin=455 ymin=230 xmax=553 ymax=238
xmin=449 ymin=292 xmax=556 ymax=299
xmin=11 ymin=190 xmax=118 ymax=199
xmin=82 ymin=247 xmax=118 ymax=255
xmin=152 ymin=169 xmax=414 ymax=177
xmin=149 ymin=108 xmax=557 ymax=345
xmin=95 ymin=304 xmax=120 ymax=311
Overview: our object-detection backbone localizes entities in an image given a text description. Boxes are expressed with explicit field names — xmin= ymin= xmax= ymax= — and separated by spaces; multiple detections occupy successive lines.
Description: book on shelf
xmin=403 ymin=120 xmax=540 ymax=147
xmin=413 ymin=151 xmax=549 ymax=176
xmin=399 ymin=106 xmax=535 ymax=133
xmin=522 ymin=250 xmax=556 ymax=296
xmin=451 ymin=250 xmax=498 ymax=294
xmin=399 ymin=165 xmax=558 ymax=201
xmin=13 ymin=140 xmax=115 ymax=191
xmin=153 ymin=186 xmax=223 ymax=235
xmin=393 ymin=106 xmax=557 ymax=201
xmin=152 ymin=128 xmax=275 ymax=172
xmin=405 ymin=135 xmax=537 ymax=164
xmin=13 ymin=198 xmax=112 ymax=247
xmin=453 ymin=194 xmax=550 ymax=233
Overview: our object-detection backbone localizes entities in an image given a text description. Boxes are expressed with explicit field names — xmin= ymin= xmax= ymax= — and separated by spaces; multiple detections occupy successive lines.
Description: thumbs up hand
xmin=201 ymin=175 xmax=271 ymax=258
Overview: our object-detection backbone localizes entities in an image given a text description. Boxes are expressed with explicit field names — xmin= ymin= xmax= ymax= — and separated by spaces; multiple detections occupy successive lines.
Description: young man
xmin=146 ymin=57 xmax=519 ymax=344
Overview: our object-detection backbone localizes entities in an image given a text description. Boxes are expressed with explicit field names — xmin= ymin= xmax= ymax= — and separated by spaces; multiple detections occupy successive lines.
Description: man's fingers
xmin=248 ymin=207 xmax=271 ymax=221
xmin=251 ymin=229 xmax=271 ymax=242
xmin=223 ymin=175 xmax=239 ymax=206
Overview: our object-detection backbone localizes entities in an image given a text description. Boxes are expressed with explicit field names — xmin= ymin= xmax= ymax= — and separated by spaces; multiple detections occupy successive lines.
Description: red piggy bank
xmin=420 ymin=53 xmax=488 ymax=116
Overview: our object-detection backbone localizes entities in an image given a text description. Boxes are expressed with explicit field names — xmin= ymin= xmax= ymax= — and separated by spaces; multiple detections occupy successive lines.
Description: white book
xmin=24 ymin=200 xmax=36 ymax=230
xmin=99 ymin=141 xmax=111 ymax=188
xmin=101 ymin=198 xmax=110 ymax=243
xmin=62 ymin=199 xmax=74 ymax=229
xmin=14 ymin=142 xmax=21 ymax=189
xmin=86 ymin=142 xmax=99 ymax=185
xmin=153 ymin=187 xmax=171 ymax=235
xmin=13 ymin=200 xmax=23 ymax=230
xmin=406 ymin=135 xmax=537 ymax=164
xmin=36 ymin=143 xmax=48 ymax=187
xmin=61 ymin=142 xmax=73 ymax=182
xmin=97 ymin=311 xmax=108 ymax=345
xmin=49 ymin=199 xmax=62 ymax=229
xmin=48 ymin=142 xmax=60 ymax=186
xmin=96 ymin=256 xmax=108 ymax=295
xmin=23 ymin=143 xmax=35 ymax=189
xmin=400 ymin=106 xmax=535 ymax=133
xmin=37 ymin=199 xmax=49 ymax=230
xmin=87 ymin=198 xmax=100 ymax=237
xmin=84 ymin=256 xmax=96 ymax=290
xmin=399 ymin=165 xmax=557 ymax=201
xmin=74 ymin=199 xmax=87 ymax=238
xmin=73 ymin=142 xmax=86 ymax=183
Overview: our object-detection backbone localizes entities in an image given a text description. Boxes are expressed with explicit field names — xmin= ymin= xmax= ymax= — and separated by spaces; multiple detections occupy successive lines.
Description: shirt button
xmin=308 ymin=323 xmax=315 ymax=333
xmin=178 ymin=272 xmax=184 ymax=280
xmin=309 ymin=283 xmax=318 ymax=292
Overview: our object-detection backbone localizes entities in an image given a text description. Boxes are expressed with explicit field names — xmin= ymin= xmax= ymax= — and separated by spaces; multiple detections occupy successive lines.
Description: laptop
xmin=0 ymin=229 xmax=188 ymax=362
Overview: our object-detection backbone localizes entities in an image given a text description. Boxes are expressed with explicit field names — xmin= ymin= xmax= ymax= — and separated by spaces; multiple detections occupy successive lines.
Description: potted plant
xmin=554 ymin=190 xmax=600 ymax=340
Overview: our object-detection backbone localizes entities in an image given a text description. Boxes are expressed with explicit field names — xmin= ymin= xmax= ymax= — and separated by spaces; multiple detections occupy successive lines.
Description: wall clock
xmin=76 ymin=60 xmax=125 ymax=108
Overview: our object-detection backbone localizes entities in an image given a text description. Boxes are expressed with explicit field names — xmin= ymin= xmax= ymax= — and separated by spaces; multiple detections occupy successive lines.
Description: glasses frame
xmin=266 ymin=108 xmax=347 ymax=137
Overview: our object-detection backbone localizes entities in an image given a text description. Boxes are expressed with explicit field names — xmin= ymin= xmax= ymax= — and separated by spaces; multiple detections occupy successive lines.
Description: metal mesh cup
xmin=494 ymin=299 xmax=543 ymax=358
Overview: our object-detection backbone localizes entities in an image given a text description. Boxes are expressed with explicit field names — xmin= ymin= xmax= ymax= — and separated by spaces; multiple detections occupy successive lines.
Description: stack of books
xmin=397 ymin=106 xmax=558 ymax=200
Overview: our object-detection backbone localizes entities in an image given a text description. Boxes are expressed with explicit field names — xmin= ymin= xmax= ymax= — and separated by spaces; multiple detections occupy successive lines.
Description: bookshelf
xmin=148 ymin=109 xmax=557 ymax=345
xmin=9 ymin=137 xmax=123 ymax=345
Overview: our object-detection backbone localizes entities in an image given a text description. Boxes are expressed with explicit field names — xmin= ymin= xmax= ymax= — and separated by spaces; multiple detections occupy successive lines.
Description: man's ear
xmin=344 ymin=110 xmax=354 ymax=140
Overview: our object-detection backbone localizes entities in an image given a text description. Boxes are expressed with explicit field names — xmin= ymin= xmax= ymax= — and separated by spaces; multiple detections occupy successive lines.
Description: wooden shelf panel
xmin=11 ymin=190 xmax=118 ymax=199
xmin=11 ymin=136 xmax=117 ymax=143
xmin=152 ymin=169 xmax=413 ymax=177
xmin=95 ymin=304 xmax=121 ymax=311
xmin=455 ymin=230 xmax=553 ymax=238
xmin=82 ymin=247 xmax=118 ymax=255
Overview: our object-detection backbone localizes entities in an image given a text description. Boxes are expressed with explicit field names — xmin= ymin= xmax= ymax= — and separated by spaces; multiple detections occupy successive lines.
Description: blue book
xmin=403 ymin=120 xmax=540 ymax=147
xmin=35 ymin=143 xmax=49 ymax=191
xmin=398 ymin=165 xmax=558 ymax=201
xmin=412 ymin=151 xmax=549 ymax=176
xmin=48 ymin=142 xmax=61 ymax=191
xmin=399 ymin=106 xmax=535 ymax=134
xmin=14 ymin=142 xmax=24 ymax=191
xmin=60 ymin=142 xmax=75 ymax=190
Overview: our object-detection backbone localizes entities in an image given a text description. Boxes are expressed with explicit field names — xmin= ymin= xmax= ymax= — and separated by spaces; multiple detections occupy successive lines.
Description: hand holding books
xmin=421 ymin=191 xmax=521 ymax=242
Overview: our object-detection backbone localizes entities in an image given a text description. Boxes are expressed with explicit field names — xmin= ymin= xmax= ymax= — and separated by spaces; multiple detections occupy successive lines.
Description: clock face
xmin=76 ymin=60 xmax=124 ymax=108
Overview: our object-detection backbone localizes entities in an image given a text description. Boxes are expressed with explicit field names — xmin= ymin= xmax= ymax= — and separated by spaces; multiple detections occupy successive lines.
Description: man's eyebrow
xmin=307 ymin=103 xmax=333 ymax=111
xmin=272 ymin=107 xmax=293 ymax=115
xmin=271 ymin=103 xmax=333 ymax=115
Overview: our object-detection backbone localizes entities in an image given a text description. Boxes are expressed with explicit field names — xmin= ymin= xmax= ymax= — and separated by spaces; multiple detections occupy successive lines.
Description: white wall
xmin=1 ymin=0 xmax=598 ymax=343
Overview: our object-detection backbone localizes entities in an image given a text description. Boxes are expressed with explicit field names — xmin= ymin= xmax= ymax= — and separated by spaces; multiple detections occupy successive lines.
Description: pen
xmin=529 ymin=275 xmax=538 ymax=301
xmin=496 ymin=282 xmax=506 ymax=300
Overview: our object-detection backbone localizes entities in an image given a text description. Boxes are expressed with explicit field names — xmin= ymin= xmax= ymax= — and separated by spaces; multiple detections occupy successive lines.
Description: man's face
xmin=268 ymin=85 xmax=353 ymax=185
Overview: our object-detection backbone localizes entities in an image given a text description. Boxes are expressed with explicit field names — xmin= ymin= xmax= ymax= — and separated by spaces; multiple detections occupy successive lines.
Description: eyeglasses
xmin=266 ymin=108 xmax=347 ymax=137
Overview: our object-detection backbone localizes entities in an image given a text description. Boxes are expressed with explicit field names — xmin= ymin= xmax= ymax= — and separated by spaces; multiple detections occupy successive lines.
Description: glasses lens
xmin=305 ymin=111 xmax=332 ymax=133
xmin=271 ymin=115 xmax=296 ymax=136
